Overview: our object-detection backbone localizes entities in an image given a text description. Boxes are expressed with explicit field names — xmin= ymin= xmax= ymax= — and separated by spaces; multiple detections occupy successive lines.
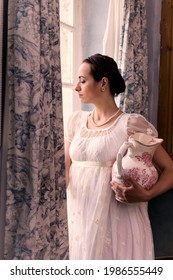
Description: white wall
xmin=81 ymin=0 xmax=109 ymax=57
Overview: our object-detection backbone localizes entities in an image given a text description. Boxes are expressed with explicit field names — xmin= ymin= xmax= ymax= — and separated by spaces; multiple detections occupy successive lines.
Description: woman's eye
xmin=80 ymin=80 xmax=85 ymax=84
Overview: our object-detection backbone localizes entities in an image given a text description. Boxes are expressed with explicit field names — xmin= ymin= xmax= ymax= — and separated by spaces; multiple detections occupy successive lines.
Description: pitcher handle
xmin=116 ymin=141 xmax=133 ymax=178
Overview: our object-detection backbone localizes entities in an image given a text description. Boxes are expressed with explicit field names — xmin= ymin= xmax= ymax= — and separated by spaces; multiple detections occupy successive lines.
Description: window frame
xmin=60 ymin=0 xmax=82 ymax=129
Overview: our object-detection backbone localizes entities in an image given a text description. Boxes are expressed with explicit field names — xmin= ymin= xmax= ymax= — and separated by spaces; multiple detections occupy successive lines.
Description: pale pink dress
xmin=65 ymin=110 xmax=158 ymax=260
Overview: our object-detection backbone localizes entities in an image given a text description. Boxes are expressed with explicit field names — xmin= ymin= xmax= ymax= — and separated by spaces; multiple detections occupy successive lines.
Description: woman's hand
xmin=111 ymin=176 xmax=151 ymax=203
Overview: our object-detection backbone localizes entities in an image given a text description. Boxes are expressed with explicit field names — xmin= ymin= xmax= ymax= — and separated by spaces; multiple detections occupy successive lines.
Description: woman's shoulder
xmin=65 ymin=110 xmax=89 ymax=142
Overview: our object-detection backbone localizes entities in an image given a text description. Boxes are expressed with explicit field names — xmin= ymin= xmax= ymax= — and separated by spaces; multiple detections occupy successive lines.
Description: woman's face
xmin=75 ymin=62 xmax=101 ymax=104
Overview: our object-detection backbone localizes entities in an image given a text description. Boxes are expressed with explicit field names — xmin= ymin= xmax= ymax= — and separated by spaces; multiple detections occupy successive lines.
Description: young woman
xmin=65 ymin=53 xmax=173 ymax=260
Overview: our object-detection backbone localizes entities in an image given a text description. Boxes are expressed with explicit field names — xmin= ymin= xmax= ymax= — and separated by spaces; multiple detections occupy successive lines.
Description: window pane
xmin=60 ymin=0 xmax=73 ymax=26
xmin=62 ymin=87 xmax=73 ymax=129
xmin=60 ymin=27 xmax=73 ymax=83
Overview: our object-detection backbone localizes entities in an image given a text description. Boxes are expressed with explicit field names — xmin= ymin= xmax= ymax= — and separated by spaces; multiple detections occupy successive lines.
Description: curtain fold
xmin=4 ymin=0 xmax=68 ymax=259
xmin=118 ymin=0 xmax=149 ymax=118
xmin=103 ymin=0 xmax=124 ymax=61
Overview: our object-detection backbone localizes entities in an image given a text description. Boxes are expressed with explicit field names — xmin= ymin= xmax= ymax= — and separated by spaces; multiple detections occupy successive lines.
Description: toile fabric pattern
xmin=4 ymin=0 xmax=68 ymax=259
xmin=65 ymin=110 xmax=158 ymax=260
xmin=118 ymin=0 xmax=149 ymax=119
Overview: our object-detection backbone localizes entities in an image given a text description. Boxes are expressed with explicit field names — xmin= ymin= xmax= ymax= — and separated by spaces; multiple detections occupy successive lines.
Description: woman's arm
xmin=65 ymin=139 xmax=72 ymax=187
xmin=111 ymin=145 xmax=173 ymax=203
xmin=149 ymin=145 xmax=173 ymax=198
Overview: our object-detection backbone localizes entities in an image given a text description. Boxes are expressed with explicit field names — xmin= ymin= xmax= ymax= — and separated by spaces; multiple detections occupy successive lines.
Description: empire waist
xmin=72 ymin=160 xmax=114 ymax=167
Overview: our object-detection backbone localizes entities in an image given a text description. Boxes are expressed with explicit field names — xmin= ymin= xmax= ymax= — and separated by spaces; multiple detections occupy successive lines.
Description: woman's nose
xmin=75 ymin=82 xmax=81 ymax=92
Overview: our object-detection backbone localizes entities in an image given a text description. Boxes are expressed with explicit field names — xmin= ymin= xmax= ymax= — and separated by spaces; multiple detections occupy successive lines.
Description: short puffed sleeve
xmin=64 ymin=111 xmax=82 ymax=143
xmin=127 ymin=113 xmax=158 ymax=137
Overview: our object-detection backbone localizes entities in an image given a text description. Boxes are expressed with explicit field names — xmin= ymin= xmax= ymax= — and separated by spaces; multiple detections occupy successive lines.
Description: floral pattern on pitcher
xmin=124 ymin=160 xmax=159 ymax=190
xmin=136 ymin=152 xmax=153 ymax=167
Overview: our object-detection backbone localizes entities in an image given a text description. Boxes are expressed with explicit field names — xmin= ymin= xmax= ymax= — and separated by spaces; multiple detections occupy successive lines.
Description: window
xmin=60 ymin=0 xmax=82 ymax=130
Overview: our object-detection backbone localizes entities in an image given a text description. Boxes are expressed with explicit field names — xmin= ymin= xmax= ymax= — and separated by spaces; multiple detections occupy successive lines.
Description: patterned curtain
xmin=4 ymin=0 xmax=68 ymax=259
xmin=118 ymin=0 xmax=149 ymax=119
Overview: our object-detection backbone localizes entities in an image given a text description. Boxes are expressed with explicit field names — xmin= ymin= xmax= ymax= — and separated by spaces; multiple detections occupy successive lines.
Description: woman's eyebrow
xmin=78 ymin=75 xmax=86 ymax=79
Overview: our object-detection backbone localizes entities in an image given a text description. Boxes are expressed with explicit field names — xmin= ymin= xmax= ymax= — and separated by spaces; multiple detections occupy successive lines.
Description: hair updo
xmin=83 ymin=53 xmax=125 ymax=96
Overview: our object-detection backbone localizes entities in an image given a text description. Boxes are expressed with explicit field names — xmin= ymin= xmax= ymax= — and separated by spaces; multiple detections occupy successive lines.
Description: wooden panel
xmin=158 ymin=0 xmax=173 ymax=159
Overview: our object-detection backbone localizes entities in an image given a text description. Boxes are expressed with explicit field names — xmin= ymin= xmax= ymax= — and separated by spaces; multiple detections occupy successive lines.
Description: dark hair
xmin=83 ymin=53 xmax=125 ymax=96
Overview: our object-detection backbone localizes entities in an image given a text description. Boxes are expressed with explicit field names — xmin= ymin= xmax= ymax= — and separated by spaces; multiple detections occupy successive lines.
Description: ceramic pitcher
xmin=112 ymin=132 xmax=163 ymax=189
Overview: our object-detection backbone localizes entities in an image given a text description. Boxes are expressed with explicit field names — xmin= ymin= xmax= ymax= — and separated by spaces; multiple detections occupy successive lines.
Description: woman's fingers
xmin=111 ymin=181 xmax=130 ymax=202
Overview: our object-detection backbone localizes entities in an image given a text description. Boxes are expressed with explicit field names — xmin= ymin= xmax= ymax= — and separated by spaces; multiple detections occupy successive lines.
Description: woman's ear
xmin=100 ymin=77 xmax=108 ymax=92
xmin=102 ymin=77 xmax=108 ymax=87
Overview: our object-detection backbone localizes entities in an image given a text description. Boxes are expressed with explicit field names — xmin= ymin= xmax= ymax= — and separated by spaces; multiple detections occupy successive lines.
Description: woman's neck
xmin=92 ymin=101 xmax=119 ymax=120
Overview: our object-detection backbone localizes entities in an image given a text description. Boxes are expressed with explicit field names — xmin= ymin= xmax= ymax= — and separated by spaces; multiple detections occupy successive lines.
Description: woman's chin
xmin=79 ymin=99 xmax=87 ymax=104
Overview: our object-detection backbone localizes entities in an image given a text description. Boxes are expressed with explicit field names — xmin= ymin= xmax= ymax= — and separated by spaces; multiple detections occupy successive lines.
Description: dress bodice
xmin=65 ymin=110 xmax=158 ymax=163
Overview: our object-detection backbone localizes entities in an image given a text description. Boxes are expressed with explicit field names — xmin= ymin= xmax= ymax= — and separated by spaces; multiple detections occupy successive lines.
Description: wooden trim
xmin=158 ymin=0 xmax=173 ymax=159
